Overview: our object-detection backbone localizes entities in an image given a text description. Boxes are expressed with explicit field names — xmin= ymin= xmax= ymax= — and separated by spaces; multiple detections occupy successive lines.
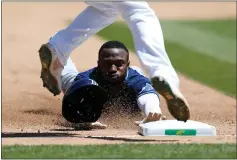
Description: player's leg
xmin=49 ymin=4 xmax=119 ymax=66
xmin=39 ymin=3 xmax=119 ymax=96
xmin=115 ymin=1 xmax=178 ymax=85
xmin=114 ymin=1 xmax=190 ymax=121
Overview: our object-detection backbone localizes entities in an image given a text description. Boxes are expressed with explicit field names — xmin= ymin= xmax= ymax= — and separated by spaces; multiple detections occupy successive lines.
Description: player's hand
xmin=134 ymin=112 xmax=166 ymax=126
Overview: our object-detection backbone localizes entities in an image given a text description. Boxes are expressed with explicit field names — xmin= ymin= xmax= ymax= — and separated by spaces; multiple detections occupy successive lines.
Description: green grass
xmin=165 ymin=41 xmax=236 ymax=97
xmin=2 ymin=143 xmax=236 ymax=159
xmin=177 ymin=19 xmax=236 ymax=40
xmin=96 ymin=20 xmax=236 ymax=97
xmin=160 ymin=20 xmax=236 ymax=64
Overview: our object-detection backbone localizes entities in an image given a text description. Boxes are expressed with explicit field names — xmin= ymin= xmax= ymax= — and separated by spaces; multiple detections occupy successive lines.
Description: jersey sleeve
xmin=74 ymin=67 xmax=96 ymax=81
xmin=126 ymin=68 xmax=159 ymax=99
xmin=66 ymin=67 xmax=99 ymax=95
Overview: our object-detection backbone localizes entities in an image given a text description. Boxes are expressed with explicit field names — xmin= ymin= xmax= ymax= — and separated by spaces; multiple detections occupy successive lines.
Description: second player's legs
xmin=114 ymin=1 xmax=179 ymax=87
xmin=49 ymin=4 xmax=119 ymax=66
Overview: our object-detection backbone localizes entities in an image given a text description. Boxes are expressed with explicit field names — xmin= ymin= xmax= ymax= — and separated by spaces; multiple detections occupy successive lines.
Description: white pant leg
xmin=49 ymin=3 xmax=119 ymax=66
xmin=61 ymin=57 xmax=79 ymax=93
xmin=114 ymin=1 xmax=180 ymax=87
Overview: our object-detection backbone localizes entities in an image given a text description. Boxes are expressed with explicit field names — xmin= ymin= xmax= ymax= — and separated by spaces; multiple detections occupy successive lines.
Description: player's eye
xmin=103 ymin=61 xmax=110 ymax=67
xmin=114 ymin=61 xmax=124 ymax=67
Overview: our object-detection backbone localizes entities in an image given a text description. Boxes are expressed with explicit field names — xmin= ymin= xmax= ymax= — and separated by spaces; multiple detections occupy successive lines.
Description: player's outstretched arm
xmin=136 ymin=93 xmax=165 ymax=124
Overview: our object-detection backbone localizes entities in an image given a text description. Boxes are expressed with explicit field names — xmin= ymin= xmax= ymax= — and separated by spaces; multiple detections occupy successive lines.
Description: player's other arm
xmin=126 ymin=69 xmax=163 ymax=123
xmin=135 ymin=80 xmax=162 ymax=117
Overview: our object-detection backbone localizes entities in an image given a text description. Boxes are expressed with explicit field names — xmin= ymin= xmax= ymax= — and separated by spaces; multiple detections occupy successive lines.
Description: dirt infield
xmin=2 ymin=2 xmax=236 ymax=145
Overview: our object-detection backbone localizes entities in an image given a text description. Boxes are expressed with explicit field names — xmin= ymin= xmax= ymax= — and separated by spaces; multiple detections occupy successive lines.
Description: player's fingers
xmin=148 ymin=112 xmax=154 ymax=120
xmin=144 ymin=112 xmax=161 ymax=123
xmin=136 ymin=113 xmax=164 ymax=125
xmin=151 ymin=113 xmax=161 ymax=121
xmin=144 ymin=112 xmax=153 ymax=123
xmin=148 ymin=112 xmax=153 ymax=117
xmin=153 ymin=113 xmax=161 ymax=121
xmin=151 ymin=113 xmax=157 ymax=121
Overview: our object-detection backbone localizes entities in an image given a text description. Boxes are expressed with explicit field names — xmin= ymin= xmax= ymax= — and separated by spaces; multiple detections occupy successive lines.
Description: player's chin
xmin=106 ymin=76 xmax=123 ymax=83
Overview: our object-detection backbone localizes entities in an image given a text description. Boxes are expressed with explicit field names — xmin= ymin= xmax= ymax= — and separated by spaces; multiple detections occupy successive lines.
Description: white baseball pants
xmin=49 ymin=1 xmax=179 ymax=88
xmin=61 ymin=58 xmax=161 ymax=116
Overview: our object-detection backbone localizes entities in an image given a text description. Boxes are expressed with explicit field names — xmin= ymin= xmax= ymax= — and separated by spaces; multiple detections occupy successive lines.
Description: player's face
xmin=98 ymin=48 xmax=129 ymax=83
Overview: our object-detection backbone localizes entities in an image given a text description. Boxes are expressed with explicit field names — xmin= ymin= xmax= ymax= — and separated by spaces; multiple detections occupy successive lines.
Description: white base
xmin=138 ymin=120 xmax=216 ymax=136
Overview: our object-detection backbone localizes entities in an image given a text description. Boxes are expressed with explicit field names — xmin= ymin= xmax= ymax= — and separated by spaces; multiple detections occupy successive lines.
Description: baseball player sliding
xmin=61 ymin=40 xmax=167 ymax=129
xmin=38 ymin=1 xmax=190 ymax=122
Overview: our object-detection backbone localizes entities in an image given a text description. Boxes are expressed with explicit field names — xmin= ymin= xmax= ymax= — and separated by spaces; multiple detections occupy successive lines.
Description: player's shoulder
xmin=75 ymin=67 xmax=97 ymax=80
xmin=125 ymin=67 xmax=151 ymax=83
xmin=126 ymin=67 xmax=147 ymax=79
xmin=125 ymin=67 xmax=157 ymax=97
xmin=79 ymin=67 xmax=96 ymax=74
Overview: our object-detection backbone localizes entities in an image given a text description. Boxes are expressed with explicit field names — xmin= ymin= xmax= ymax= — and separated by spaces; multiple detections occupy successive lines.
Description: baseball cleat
xmin=39 ymin=44 xmax=63 ymax=96
xmin=72 ymin=121 xmax=107 ymax=130
xmin=151 ymin=76 xmax=190 ymax=122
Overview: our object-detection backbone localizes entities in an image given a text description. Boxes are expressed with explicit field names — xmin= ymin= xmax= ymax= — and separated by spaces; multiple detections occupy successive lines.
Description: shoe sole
xmin=151 ymin=77 xmax=190 ymax=122
xmin=39 ymin=45 xmax=61 ymax=96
